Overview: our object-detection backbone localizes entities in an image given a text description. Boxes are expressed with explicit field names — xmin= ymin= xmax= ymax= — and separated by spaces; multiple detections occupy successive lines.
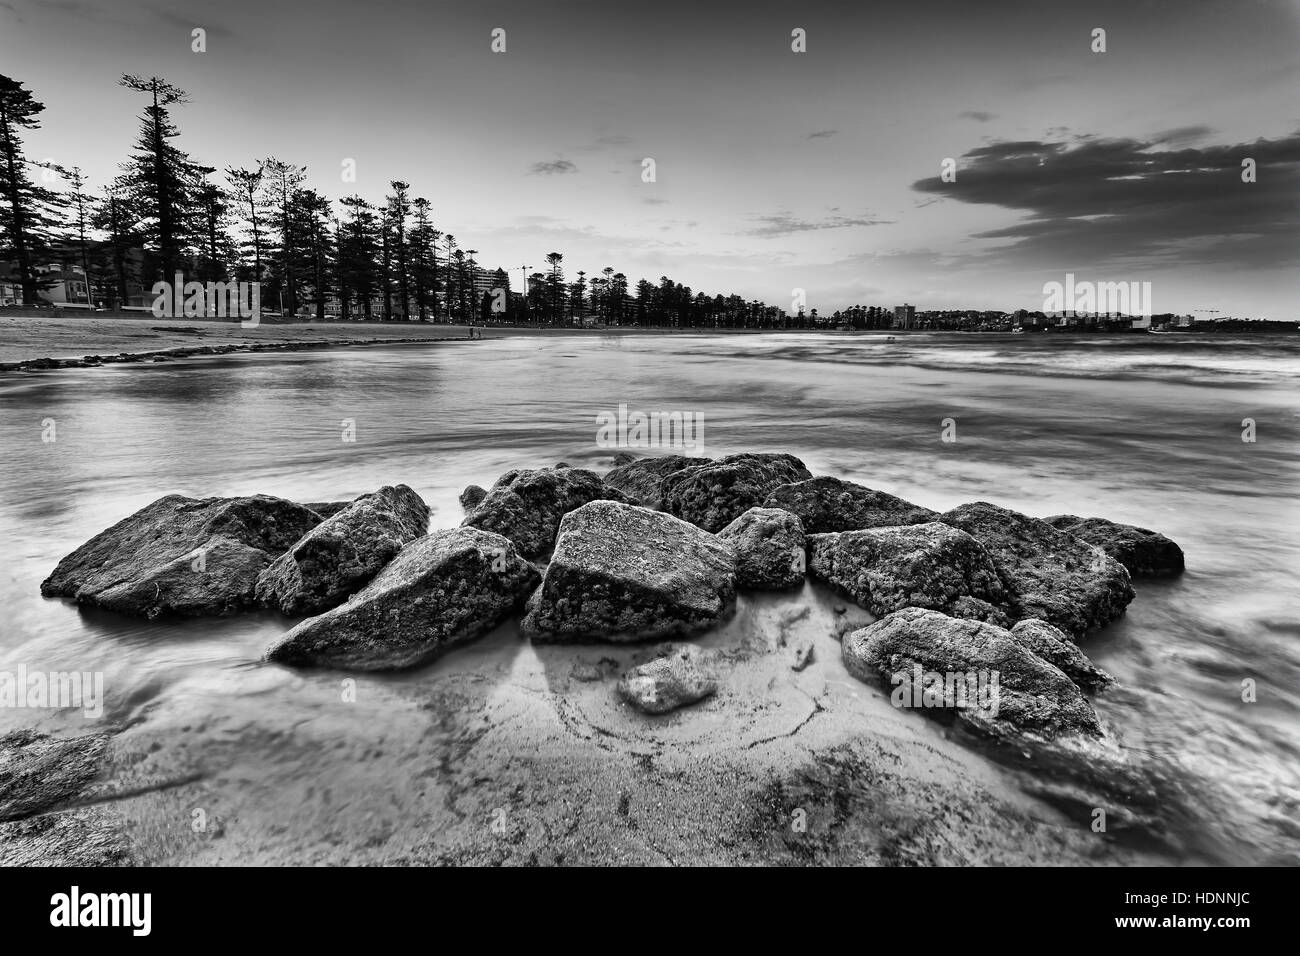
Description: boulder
xmin=809 ymin=522 xmax=1010 ymax=624
xmin=255 ymin=485 xmax=430 ymax=616
xmin=522 ymin=500 xmax=737 ymax=643
xmin=603 ymin=454 xmax=711 ymax=509
xmin=939 ymin=502 xmax=1134 ymax=640
xmin=41 ymin=494 xmax=321 ymax=619
xmin=617 ymin=644 xmax=718 ymax=714
xmin=1009 ymin=619 xmax=1114 ymax=691
xmin=458 ymin=485 xmax=487 ymax=511
xmin=716 ymin=507 xmax=807 ymax=590
xmin=462 ymin=467 xmax=630 ymax=558
xmin=763 ymin=476 xmax=937 ymax=533
xmin=1044 ymin=515 xmax=1185 ymax=577
xmin=265 ymin=527 xmax=539 ymax=671
xmin=659 ymin=453 xmax=813 ymax=533
xmin=843 ymin=607 xmax=1102 ymax=740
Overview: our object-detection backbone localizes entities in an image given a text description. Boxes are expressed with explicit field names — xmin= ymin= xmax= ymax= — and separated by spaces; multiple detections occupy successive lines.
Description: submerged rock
xmin=1044 ymin=515 xmax=1185 ymax=577
xmin=458 ymin=484 xmax=487 ymax=511
xmin=763 ymin=476 xmax=937 ymax=533
xmin=939 ymin=502 xmax=1134 ymax=640
xmin=0 ymin=729 xmax=110 ymax=822
xmin=0 ymin=730 xmax=133 ymax=866
xmin=603 ymin=454 xmax=711 ymax=509
xmin=1009 ymin=619 xmax=1114 ymax=691
xmin=843 ymin=607 xmax=1103 ymax=740
xmin=41 ymin=494 xmax=321 ymax=619
xmin=462 ymin=466 xmax=630 ymax=558
xmin=717 ymin=507 xmax=807 ymax=590
xmin=617 ymin=644 xmax=718 ymax=714
xmin=808 ymin=522 xmax=1009 ymax=624
xmin=659 ymin=453 xmax=813 ymax=533
xmin=265 ymin=527 xmax=539 ymax=671
xmin=522 ymin=500 xmax=737 ymax=643
xmin=255 ymin=484 xmax=430 ymax=616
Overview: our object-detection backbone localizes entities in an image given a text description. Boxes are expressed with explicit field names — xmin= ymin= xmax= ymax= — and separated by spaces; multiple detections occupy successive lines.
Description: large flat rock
xmin=41 ymin=494 xmax=321 ymax=619
xmin=256 ymin=484 xmax=429 ymax=615
xmin=843 ymin=607 xmax=1103 ymax=741
xmin=265 ymin=527 xmax=539 ymax=671
xmin=764 ymin=476 xmax=938 ymax=533
xmin=659 ymin=453 xmax=813 ymax=533
xmin=809 ymin=522 xmax=1010 ymax=624
xmin=462 ymin=466 xmax=630 ymax=558
xmin=939 ymin=501 xmax=1135 ymax=640
xmin=522 ymin=500 xmax=737 ymax=643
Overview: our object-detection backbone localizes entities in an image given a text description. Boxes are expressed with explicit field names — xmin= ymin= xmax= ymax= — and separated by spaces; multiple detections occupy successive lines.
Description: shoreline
xmin=1 ymin=312 xmax=1290 ymax=376
xmin=0 ymin=314 xmax=784 ymax=373
xmin=0 ymin=333 xmax=473 ymax=374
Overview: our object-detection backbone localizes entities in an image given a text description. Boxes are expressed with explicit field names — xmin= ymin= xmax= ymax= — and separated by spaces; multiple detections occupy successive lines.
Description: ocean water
xmin=1 ymin=331 xmax=1297 ymax=864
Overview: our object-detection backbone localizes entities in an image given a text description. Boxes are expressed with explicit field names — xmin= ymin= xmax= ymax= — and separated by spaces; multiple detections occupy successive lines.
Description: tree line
xmin=1 ymin=73 xmax=815 ymax=329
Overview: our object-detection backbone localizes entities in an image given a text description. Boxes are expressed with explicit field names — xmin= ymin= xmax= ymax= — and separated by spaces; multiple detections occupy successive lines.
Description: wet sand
xmin=4 ymin=585 xmax=1149 ymax=867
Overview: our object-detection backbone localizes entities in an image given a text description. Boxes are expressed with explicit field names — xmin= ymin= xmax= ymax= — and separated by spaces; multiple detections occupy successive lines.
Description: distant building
xmin=892 ymin=304 xmax=916 ymax=329
xmin=33 ymin=262 xmax=92 ymax=307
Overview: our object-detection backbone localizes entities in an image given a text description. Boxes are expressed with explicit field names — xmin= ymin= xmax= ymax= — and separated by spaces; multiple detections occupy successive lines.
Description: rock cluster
xmin=41 ymin=452 xmax=1181 ymax=746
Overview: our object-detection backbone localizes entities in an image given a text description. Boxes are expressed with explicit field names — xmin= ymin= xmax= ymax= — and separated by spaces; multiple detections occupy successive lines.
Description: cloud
xmin=744 ymin=213 xmax=894 ymax=237
xmin=583 ymin=134 xmax=633 ymax=151
xmin=642 ymin=197 xmax=670 ymax=205
xmin=806 ymin=129 xmax=838 ymax=139
xmin=150 ymin=4 xmax=235 ymax=38
xmin=910 ymin=130 xmax=1300 ymax=269
xmin=1150 ymin=125 xmax=1214 ymax=146
xmin=959 ymin=111 xmax=996 ymax=122
xmin=528 ymin=159 xmax=578 ymax=175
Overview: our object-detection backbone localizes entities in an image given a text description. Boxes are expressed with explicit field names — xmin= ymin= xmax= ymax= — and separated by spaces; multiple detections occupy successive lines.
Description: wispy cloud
xmin=745 ymin=212 xmax=893 ymax=237
xmin=528 ymin=159 xmax=578 ymax=175
xmin=150 ymin=4 xmax=235 ymax=38
xmin=806 ymin=129 xmax=838 ymax=139
xmin=959 ymin=111 xmax=996 ymax=122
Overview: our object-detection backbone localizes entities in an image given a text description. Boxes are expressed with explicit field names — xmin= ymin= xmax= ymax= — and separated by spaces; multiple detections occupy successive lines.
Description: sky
xmin=1 ymin=0 xmax=1297 ymax=318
